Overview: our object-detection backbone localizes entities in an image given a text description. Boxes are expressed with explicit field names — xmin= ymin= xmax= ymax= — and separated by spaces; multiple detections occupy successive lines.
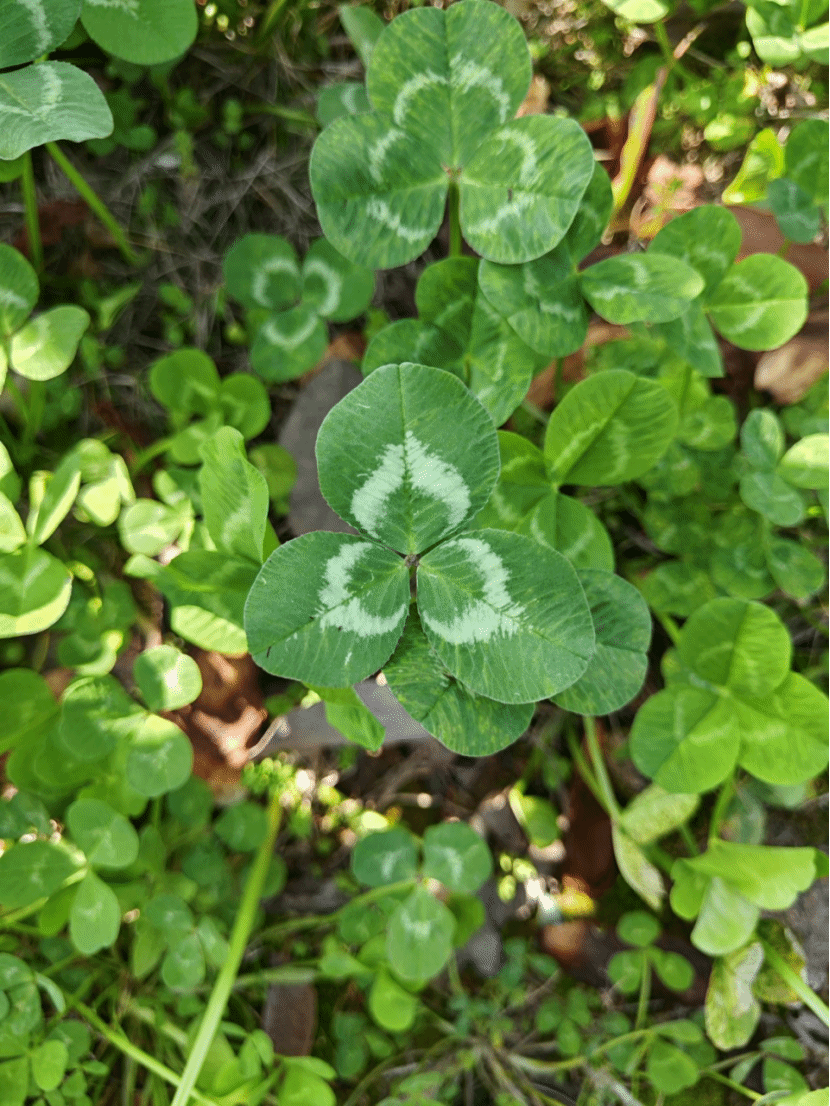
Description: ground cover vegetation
xmin=0 ymin=0 xmax=827 ymax=1103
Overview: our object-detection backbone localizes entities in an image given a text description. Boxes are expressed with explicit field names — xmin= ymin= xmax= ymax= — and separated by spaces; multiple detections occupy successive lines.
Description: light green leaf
xmin=383 ymin=608 xmax=533 ymax=756
xmin=0 ymin=1057 xmax=28 ymax=1106
xmin=318 ymin=363 xmax=500 ymax=554
xmin=9 ymin=305 xmax=89 ymax=381
xmin=678 ymin=597 xmax=792 ymax=696
xmin=516 ymin=492 xmax=615 ymax=572
xmin=317 ymin=81 xmax=372 ymax=127
xmin=691 ymin=876 xmax=760 ymax=956
xmin=133 ymin=644 xmax=202 ymax=712
xmin=705 ymin=942 xmax=763 ymax=1049
xmin=652 ymin=302 xmax=723 ymax=379
xmin=69 ymin=870 xmax=120 ymax=954
xmin=81 ymin=0 xmax=197 ymax=65
xmin=0 ymin=243 xmax=38 ymax=337
xmin=126 ymin=713 xmax=193 ymax=798
xmin=641 ymin=561 xmax=717 ymax=617
xmin=162 ymin=931 xmax=205 ymax=990
xmin=0 ymin=492 xmax=26 ymax=553
xmin=0 ymin=840 xmax=76 ymax=909
xmin=118 ymin=498 xmax=191 ymax=556
xmin=0 ymin=546 xmax=72 ymax=638
xmin=250 ymin=302 xmax=328 ymax=382
xmin=0 ymin=668 xmax=59 ymax=755
xmin=471 ymin=431 xmax=548 ymax=531
xmin=386 ymin=885 xmax=455 ymax=982
xmin=754 ymin=918 xmax=808 ymax=1004
xmin=478 ymin=243 xmax=588 ymax=357
xmin=630 ymin=686 xmax=740 ymax=793
xmin=198 ymin=427 xmax=272 ymax=564
xmin=245 ymin=532 xmax=410 ymax=687
xmin=315 ymin=686 xmax=385 ymax=752
xmin=735 ymin=672 xmax=829 ymax=786
xmin=310 ymin=112 xmax=446 ymax=270
xmin=0 ymin=0 xmax=80 ymax=68
xmin=303 ymin=237 xmax=374 ymax=322
xmin=742 ymin=409 xmax=785 ymax=470
xmin=649 ymin=206 xmax=741 ymax=295
xmin=544 ymin=369 xmax=678 ymax=485
xmin=422 ymin=822 xmax=492 ymax=894
xmin=417 ymin=528 xmax=595 ymax=704
xmin=509 ymin=788 xmax=560 ymax=847
xmin=778 ymin=433 xmax=828 ymax=488
xmin=619 ymin=785 xmax=700 ymax=846
xmin=679 ymin=395 xmax=736 ymax=450
xmin=460 ymin=115 xmax=595 ymax=263
xmin=148 ymin=348 xmax=220 ymax=418
xmin=769 ymin=177 xmax=821 ymax=243
xmin=215 ymin=801 xmax=268 ymax=851
xmin=740 ymin=470 xmax=806 ymax=526
xmin=722 ymin=128 xmax=784 ymax=206
xmin=600 ymin=0 xmax=669 ymax=20
xmin=581 ymin=254 xmax=704 ymax=324
xmin=58 ymin=674 xmax=142 ymax=761
xmin=352 ymin=827 xmax=418 ymax=888
xmin=646 ymin=1039 xmax=700 ymax=1094
xmin=222 ymin=234 xmax=300 ymax=311
xmin=765 ymin=537 xmax=825 ymax=599
xmin=26 ymin=451 xmax=82 ymax=545
xmin=368 ymin=969 xmax=418 ymax=1033
xmin=31 ymin=1038 xmax=68 ymax=1092
xmin=563 ymin=160 xmax=613 ymax=262
xmin=553 ymin=570 xmax=650 ymax=715
xmin=612 ymin=824 xmax=664 ymax=911
xmin=707 ymin=255 xmax=808 ymax=351
xmin=66 ymin=798 xmax=139 ymax=869
xmin=711 ymin=541 xmax=775 ymax=601
xmin=339 ymin=4 xmax=384 ymax=67
xmin=0 ymin=62 xmax=113 ymax=160
xmin=785 ymin=118 xmax=829 ymax=212
xmin=216 ymin=374 xmax=270 ymax=441
xmin=686 ymin=839 xmax=819 ymax=911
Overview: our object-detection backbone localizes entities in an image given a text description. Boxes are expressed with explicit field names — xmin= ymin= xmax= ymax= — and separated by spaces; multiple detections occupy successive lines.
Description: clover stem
xmin=584 ymin=716 xmax=621 ymax=820
xmin=20 ymin=151 xmax=43 ymax=273
xmin=631 ymin=957 xmax=651 ymax=1100
xmin=701 ymin=1070 xmax=764 ymax=1100
xmin=45 ymin=143 xmax=141 ymax=266
xmin=760 ymin=938 xmax=829 ymax=1025
xmin=169 ymin=784 xmax=282 ymax=1106
xmin=707 ymin=774 xmax=735 ymax=843
xmin=447 ymin=181 xmax=462 ymax=257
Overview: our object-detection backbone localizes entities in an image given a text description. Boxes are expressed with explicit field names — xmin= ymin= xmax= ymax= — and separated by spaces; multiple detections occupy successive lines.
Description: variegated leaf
xmin=0 ymin=62 xmax=113 ymax=161
xmin=581 ymin=253 xmax=704 ymax=325
xmin=0 ymin=0 xmax=80 ymax=68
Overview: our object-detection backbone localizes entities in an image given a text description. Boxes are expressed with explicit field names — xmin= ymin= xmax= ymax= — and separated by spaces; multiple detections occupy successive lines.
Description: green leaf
xmin=553 ymin=570 xmax=650 ymax=715
xmin=198 ymin=427 xmax=273 ymax=564
xmin=692 ymin=876 xmax=760 ymax=956
xmin=145 ymin=892 xmax=192 ymax=932
xmin=148 ymin=348 xmax=220 ymax=418
xmin=317 ymin=363 xmax=500 ymax=554
xmin=646 ymin=1039 xmax=700 ymax=1094
xmin=778 ymin=433 xmax=828 ymax=488
xmin=421 ymin=822 xmax=492 ymax=894
xmin=650 ymin=949 xmax=695 ymax=991
xmin=386 ymin=885 xmax=455 ymax=982
xmin=478 ymin=243 xmax=588 ymax=358
xmin=608 ymin=949 xmax=645 ymax=992
xmin=310 ymin=111 xmax=447 ymax=270
xmin=0 ymin=1057 xmax=27 ymax=1106
xmin=472 ymin=431 xmax=548 ymax=531
xmin=0 ymin=668 xmax=59 ymax=755
xmin=69 ymin=870 xmax=120 ymax=954
xmin=612 ymin=825 xmax=664 ymax=911
xmin=118 ymin=498 xmax=191 ymax=556
xmin=0 ymin=546 xmax=72 ymax=638
xmin=125 ymin=713 xmax=193 ymax=797
xmin=600 ymin=0 xmax=669 ymax=20
xmin=686 ymin=840 xmax=819 ymax=911
xmin=317 ymin=81 xmax=372 ymax=127
xmin=650 ymin=206 xmax=742 ymax=295
xmin=303 ymin=237 xmax=374 ymax=322
xmin=722 ymin=128 xmax=784 ymax=206
xmin=769 ymin=178 xmax=821 ymax=243
xmin=735 ymin=673 xmax=829 ymax=786
xmin=0 ymin=0 xmax=80 ymax=68
xmin=765 ymin=536 xmax=825 ymax=598
xmin=544 ymin=369 xmax=678 ymax=485
xmin=707 ymin=255 xmax=808 ymax=351
xmin=460 ymin=116 xmax=595 ymax=263
xmin=0 ymin=244 xmax=38 ymax=338
xmin=754 ymin=919 xmax=807 ymax=1004
xmin=383 ymin=608 xmax=534 ymax=756
xmin=581 ymin=254 xmax=704 ymax=324
xmin=515 ymin=492 xmax=615 ymax=572
xmin=352 ymin=827 xmax=418 ymax=888
xmin=31 ymin=1038 xmax=68 ymax=1092
xmin=249 ymin=303 xmax=328 ymax=382
xmin=66 ymin=798 xmax=139 ymax=869
xmin=417 ymin=528 xmax=595 ymax=704
xmin=81 ymin=0 xmax=197 ymax=65
xmin=740 ymin=470 xmax=806 ymax=526
xmin=245 ymin=532 xmax=409 ymax=686
xmin=563 ymin=160 xmax=613 ymax=262
xmin=652 ymin=302 xmax=723 ymax=379
xmin=705 ymin=942 xmax=763 ymax=1049
xmin=339 ymin=4 xmax=384 ymax=67
xmin=679 ymin=395 xmax=736 ymax=450
xmin=508 ymin=788 xmax=560 ymax=847
xmin=742 ymin=409 xmax=785 ymax=470
xmin=785 ymin=118 xmax=829 ymax=212
xmin=249 ymin=443 xmax=297 ymax=512
xmin=630 ymin=687 xmax=740 ymax=794
xmin=368 ymin=969 xmax=418 ymax=1032
xmin=618 ymin=785 xmax=699 ymax=846
xmin=618 ymin=910 xmax=660 ymax=948
xmin=0 ymin=493 xmax=27 ymax=553
xmin=27 ymin=451 xmax=82 ymax=545
xmin=217 ymin=373 xmax=270 ymax=441
xmin=215 ymin=801 xmax=268 ymax=851
xmin=0 ymin=62 xmax=113 ymax=160
xmin=162 ymin=931 xmax=205 ymax=990
xmin=0 ymin=840 xmax=76 ymax=909
xmin=58 ymin=674 xmax=141 ymax=760
xmin=133 ymin=644 xmax=202 ymax=712
xmin=318 ymin=688 xmax=385 ymax=752
xmin=223 ymin=234 xmax=300 ymax=311
xmin=9 ymin=305 xmax=89 ymax=381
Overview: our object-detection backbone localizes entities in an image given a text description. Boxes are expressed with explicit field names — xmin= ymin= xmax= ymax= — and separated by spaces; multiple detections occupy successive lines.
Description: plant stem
xmin=708 ymin=775 xmax=735 ymax=843
xmin=584 ymin=716 xmax=621 ymax=819
xmin=448 ymin=182 xmax=462 ymax=257
xmin=170 ymin=786 xmax=282 ymax=1106
xmin=566 ymin=730 xmax=607 ymax=812
xmin=654 ymin=610 xmax=681 ymax=645
xmin=76 ymin=1002 xmax=219 ymax=1106
xmin=701 ymin=1069 xmax=763 ymax=1100
xmin=678 ymin=821 xmax=699 ymax=855
xmin=21 ymin=151 xmax=43 ymax=272
xmin=653 ymin=20 xmax=677 ymax=70
xmin=45 ymin=143 xmax=141 ymax=266
xmin=760 ymin=938 xmax=830 ymax=1025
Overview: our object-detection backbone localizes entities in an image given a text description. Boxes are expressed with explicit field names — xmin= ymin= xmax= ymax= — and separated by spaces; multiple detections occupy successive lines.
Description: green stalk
xmin=76 ymin=1002 xmax=219 ymax=1106
xmin=21 ymin=151 xmax=44 ymax=273
xmin=448 ymin=181 xmax=462 ymax=257
xmin=653 ymin=20 xmax=677 ymax=70
xmin=170 ymin=787 xmax=282 ymax=1106
xmin=701 ymin=1069 xmax=763 ymax=1100
xmin=584 ymin=716 xmax=621 ymax=819
xmin=708 ymin=775 xmax=735 ymax=843
xmin=45 ymin=143 xmax=141 ymax=265
xmin=565 ymin=730 xmax=607 ymax=811
xmin=760 ymin=939 xmax=830 ymax=1025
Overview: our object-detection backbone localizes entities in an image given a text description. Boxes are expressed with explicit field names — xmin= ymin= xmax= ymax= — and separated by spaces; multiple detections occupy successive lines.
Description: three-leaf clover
xmin=310 ymin=0 xmax=596 ymax=268
xmin=245 ymin=362 xmax=596 ymax=712
xmin=223 ymin=234 xmax=374 ymax=381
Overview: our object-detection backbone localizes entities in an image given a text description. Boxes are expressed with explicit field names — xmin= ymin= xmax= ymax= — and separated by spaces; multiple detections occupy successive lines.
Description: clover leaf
xmin=223 ymin=234 xmax=374 ymax=381
xmin=310 ymin=0 xmax=595 ymax=268
xmin=245 ymin=362 xmax=596 ymax=712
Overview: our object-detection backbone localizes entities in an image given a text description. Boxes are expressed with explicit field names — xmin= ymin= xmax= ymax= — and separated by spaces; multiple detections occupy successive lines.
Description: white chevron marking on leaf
xmin=393 ymin=71 xmax=448 ymax=127
xmin=450 ymin=60 xmax=510 ymax=123
xmin=351 ymin=441 xmax=406 ymax=536
xmin=262 ymin=312 xmax=318 ymax=350
xmin=17 ymin=0 xmax=51 ymax=54
xmin=303 ymin=258 xmax=342 ymax=316
xmin=422 ymin=537 xmax=525 ymax=644
xmin=466 ymin=193 xmax=534 ymax=237
xmin=251 ymin=257 xmax=297 ymax=307
xmin=365 ymin=198 xmax=437 ymax=243
xmin=317 ymin=542 xmax=406 ymax=636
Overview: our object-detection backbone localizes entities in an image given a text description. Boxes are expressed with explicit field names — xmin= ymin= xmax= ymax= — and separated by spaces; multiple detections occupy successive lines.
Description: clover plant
xmin=223 ymin=234 xmax=374 ymax=381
